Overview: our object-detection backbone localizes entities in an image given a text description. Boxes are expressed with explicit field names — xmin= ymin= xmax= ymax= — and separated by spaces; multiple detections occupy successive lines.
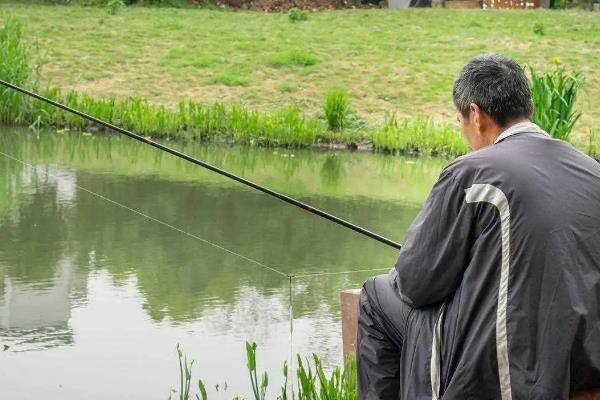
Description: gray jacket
xmin=394 ymin=123 xmax=600 ymax=399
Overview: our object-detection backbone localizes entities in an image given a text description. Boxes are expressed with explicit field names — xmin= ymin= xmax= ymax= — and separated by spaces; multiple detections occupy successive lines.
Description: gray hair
xmin=453 ymin=54 xmax=533 ymax=127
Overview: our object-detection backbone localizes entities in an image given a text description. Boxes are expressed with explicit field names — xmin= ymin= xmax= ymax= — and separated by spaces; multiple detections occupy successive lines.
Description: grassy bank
xmin=2 ymin=3 xmax=598 ymax=135
xmin=1 ymin=6 xmax=599 ymax=155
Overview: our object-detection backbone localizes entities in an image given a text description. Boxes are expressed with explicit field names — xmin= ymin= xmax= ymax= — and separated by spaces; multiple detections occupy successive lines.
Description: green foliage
xmin=107 ymin=0 xmax=125 ymax=14
xmin=268 ymin=50 xmax=318 ymax=68
xmin=530 ymin=65 xmax=584 ymax=141
xmin=0 ymin=15 xmax=41 ymax=124
xmin=288 ymin=8 xmax=309 ymax=23
xmin=373 ymin=113 xmax=468 ymax=157
xmin=533 ymin=23 xmax=544 ymax=36
xmin=174 ymin=342 xmax=357 ymax=400
xmin=323 ymin=90 xmax=350 ymax=132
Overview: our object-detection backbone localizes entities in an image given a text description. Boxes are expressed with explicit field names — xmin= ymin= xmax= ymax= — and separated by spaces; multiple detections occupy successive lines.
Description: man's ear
xmin=469 ymin=103 xmax=486 ymax=135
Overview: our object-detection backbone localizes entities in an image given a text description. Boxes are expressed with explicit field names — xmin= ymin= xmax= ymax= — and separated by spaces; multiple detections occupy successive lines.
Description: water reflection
xmin=0 ymin=128 xmax=449 ymax=399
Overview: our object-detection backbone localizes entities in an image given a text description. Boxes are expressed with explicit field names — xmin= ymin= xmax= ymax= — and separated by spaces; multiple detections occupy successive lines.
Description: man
xmin=357 ymin=54 xmax=600 ymax=399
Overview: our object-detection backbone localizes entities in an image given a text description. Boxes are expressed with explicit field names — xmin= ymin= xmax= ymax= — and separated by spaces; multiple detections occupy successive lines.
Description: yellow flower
xmin=551 ymin=56 xmax=562 ymax=65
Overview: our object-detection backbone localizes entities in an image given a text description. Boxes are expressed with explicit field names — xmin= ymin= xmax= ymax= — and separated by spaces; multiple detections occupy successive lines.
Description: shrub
xmin=323 ymin=90 xmax=350 ymax=131
xmin=107 ymin=0 xmax=125 ymax=14
xmin=533 ymin=23 xmax=545 ymax=36
xmin=288 ymin=8 xmax=309 ymax=23
xmin=530 ymin=65 xmax=584 ymax=141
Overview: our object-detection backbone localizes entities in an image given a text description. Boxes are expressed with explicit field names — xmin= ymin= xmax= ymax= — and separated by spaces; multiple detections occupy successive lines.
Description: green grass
xmin=210 ymin=68 xmax=251 ymax=87
xmin=268 ymin=50 xmax=318 ymax=68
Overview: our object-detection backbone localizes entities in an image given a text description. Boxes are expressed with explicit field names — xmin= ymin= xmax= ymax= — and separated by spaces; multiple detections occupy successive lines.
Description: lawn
xmin=1 ymin=3 xmax=599 ymax=144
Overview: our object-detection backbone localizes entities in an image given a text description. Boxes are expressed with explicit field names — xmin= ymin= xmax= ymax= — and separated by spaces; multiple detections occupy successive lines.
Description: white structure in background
xmin=388 ymin=0 xmax=412 ymax=7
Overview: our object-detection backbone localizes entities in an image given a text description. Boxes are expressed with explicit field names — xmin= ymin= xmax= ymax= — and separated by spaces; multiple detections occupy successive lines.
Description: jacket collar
xmin=494 ymin=122 xmax=548 ymax=145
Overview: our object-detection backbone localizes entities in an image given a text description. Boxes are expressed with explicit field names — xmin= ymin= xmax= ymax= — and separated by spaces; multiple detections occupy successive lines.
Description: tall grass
xmin=586 ymin=130 xmax=599 ymax=160
xmin=530 ymin=65 xmax=584 ymax=141
xmin=174 ymin=342 xmax=357 ymax=400
xmin=0 ymin=15 xmax=41 ymax=124
xmin=323 ymin=90 xmax=350 ymax=132
xmin=26 ymin=89 xmax=322 ymax=147
xmin=373 ymin=113 xmax=468 ymax=157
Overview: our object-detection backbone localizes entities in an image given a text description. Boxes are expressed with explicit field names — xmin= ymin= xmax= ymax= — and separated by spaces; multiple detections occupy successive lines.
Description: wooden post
xmin=340 ymin=288 xmax=600 ymax=399
xmin=340 ymin=289 xmax=361 ymax=360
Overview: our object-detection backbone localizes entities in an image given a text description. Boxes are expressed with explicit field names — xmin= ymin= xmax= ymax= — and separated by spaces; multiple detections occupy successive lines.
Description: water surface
xmin=0 ymin=128 xmax=449 ymax=399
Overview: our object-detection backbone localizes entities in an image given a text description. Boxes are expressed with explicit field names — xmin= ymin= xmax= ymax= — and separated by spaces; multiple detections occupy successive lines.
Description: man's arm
xmin=393 ymin=166 xmax=475 ymax=308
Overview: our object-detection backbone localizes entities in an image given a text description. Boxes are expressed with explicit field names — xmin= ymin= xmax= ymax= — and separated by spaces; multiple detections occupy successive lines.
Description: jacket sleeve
xmin=393 ymin=166 xmax=474 ymax=308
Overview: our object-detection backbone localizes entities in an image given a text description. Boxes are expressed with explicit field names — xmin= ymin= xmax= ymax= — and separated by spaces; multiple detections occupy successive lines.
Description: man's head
xmin=453 ymin=54 xmax=534 ymax=150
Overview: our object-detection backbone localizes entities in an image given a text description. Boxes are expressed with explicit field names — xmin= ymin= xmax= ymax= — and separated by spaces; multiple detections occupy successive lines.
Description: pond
xmin=0 ymin=127 xmax=450 ymax=399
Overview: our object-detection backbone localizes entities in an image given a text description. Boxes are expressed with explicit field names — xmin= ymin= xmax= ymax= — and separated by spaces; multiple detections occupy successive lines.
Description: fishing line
xmin=292 ymin=267 xmax=391 ymax=278
xmin=0 ymin=149 xmax=289 ymax=278
xmin=0 ymin=79 xmax=402 ymax=251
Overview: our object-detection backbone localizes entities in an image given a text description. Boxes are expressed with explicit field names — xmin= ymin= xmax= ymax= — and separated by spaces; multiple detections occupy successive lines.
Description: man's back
xmin=437 ymin=130 xmax=600 ymax=398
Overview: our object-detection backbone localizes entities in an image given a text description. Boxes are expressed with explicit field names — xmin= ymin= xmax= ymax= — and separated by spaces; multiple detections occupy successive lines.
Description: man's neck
xmin=487 ymin=118 xmax=531 ymax=146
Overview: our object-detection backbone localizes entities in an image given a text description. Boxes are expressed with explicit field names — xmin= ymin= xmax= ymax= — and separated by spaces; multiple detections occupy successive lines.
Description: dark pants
xmin=357 ymin=274 xmax=413 ymax=400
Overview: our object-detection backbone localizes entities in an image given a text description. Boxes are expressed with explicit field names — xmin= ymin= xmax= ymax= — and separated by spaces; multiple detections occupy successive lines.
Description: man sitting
xmin=357 ymin=54 xmax=600 ymax=399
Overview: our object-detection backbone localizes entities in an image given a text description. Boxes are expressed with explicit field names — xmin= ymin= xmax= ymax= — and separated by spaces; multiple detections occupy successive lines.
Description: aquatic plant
xmin=323 ymin=90 xmax=350 ymax=132
xmin=173 ymin=342 xmax=357 ymax=400
xmin=530 ymin=65 xmax=584 ymax=142
xmin=373 ymin=113 xmax=468 ymax=157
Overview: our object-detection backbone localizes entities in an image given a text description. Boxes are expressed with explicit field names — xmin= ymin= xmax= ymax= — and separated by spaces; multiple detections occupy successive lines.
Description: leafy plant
xmin=288 ymin=8 xmax=309 ymax=23
xmin=323 ymin=90 xmax=350 ymax=131
xmin=533 ymin=23 xmax=545 ymax=36
xmin=530 ymin=65 xmax=584 ymax=141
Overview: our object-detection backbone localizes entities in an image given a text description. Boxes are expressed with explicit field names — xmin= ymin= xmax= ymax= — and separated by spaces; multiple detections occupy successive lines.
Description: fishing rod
xmin=0 ymin=79 xmax=402 ymax=250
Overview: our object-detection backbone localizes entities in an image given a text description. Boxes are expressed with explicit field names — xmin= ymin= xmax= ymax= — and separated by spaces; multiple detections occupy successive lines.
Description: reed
xmin=530 ymin=65 xmax=584 ymax=142
xmin=373 ymin=113 xmax=468 ymax=157
xmin=173 ymin=342 xmax=357 ymax=400
xmin=0 ymin=15 xmax=41 ymax=125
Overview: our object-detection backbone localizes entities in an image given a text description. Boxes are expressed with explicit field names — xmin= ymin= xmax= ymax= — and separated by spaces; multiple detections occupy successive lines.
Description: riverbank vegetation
xmin=1 ymin=7 xmax=599 ymax=156
xmin=173 ymin=343 xmax=357 ymax=400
